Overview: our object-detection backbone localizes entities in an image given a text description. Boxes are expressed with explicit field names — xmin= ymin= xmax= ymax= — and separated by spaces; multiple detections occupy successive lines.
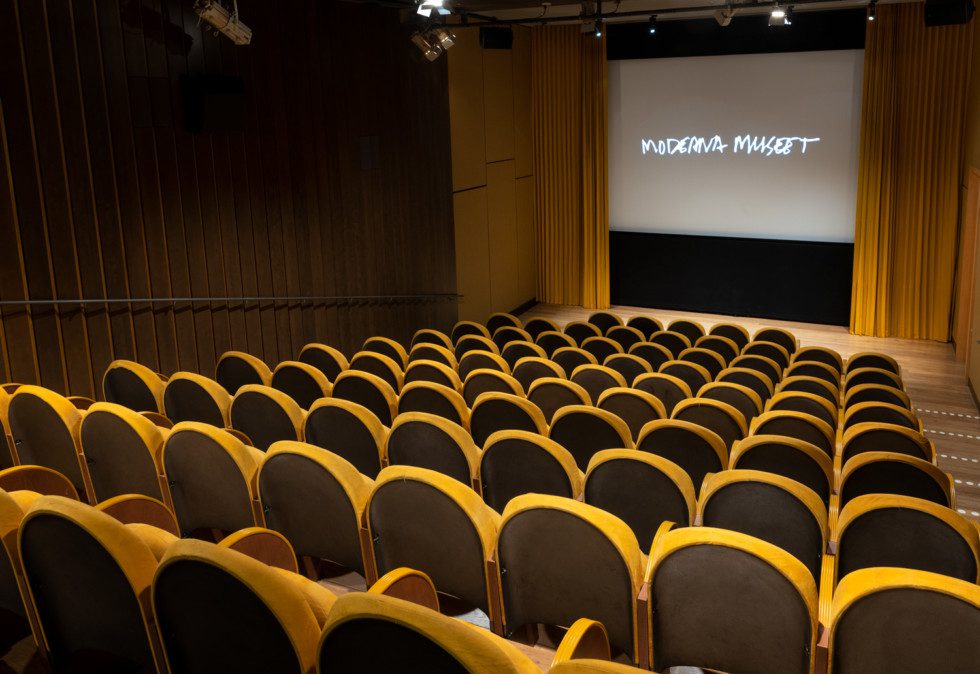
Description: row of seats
xmin=2 ymin=482 xmax=978 ymax=673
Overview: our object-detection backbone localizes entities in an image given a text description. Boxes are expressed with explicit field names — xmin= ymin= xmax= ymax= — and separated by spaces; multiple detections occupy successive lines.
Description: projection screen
xmin=608 ymin=49 xmax=864 ymax=243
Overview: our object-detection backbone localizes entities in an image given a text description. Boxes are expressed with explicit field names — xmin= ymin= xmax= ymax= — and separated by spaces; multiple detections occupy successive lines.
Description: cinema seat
xmin=458 ymin=349 xmax=510 ymax=381
xmin=492 ymin=326 xmax=533 ymax=351
xmin=636 ymin=419 xmax=727 ymax=490
xmin=549 ymin=405 xmax=634 ymax=470
xmin=528 ymin=377 xmax=591 ymax=423
xmin=549 ymin=659 xmax=646 ymax=674
xmin=777 ymin=374 xmax=840 ymax=408
xmin=501 ymin=341 xmax=548 ymax=369
xmin=366 ymin=466 xmax=500 ymax=624
xmin=304 ymin=398 xmax=386 ymax=478
xmin=697 ymin=381 xmax=763 ymax=425
xmin=632 ymin=372 xmax=692 ymax=416
xmin=708 ymin=322 xmax=751 ymax=350
xmin=451 ymin=319 xmax=491 ymax=343
xmin=765 ymin=390 xmax=838 ymax=428
xmin=215 ymin=351 xmax=273 ymax=395
xmin=743 ymin=341 xmax=791 ymax=372
xmin=536 ymin=330 xmax=577 ymax=356
xmin=841 ymin=401 xmax=921 ymax=433
xmin=828 ymin=568 xmax=980 ymax=674
xmin=667 ymin=319 xmax=706 ymax=344
xmin=679 ymin=347 xmax=726 ymax=379
xmin=317 ymin=591 xmax=540 ymax=673
xmin=271 ymin=361 xmax=332 ymax=410
xmin=627 ymin=341 xmax=673 ymax=372
xmin=648 ymin=330 xmax=691 ymax=358
xmin=488 ymin=312 xmax=523 ymax=334
xmin=258 ymin=441 xmax=373 ymax=576
xmin=844 ymin=382 xmax=911 ymax=409
xmin=455 ymin=336 xmax=500 ymax=362
xmin=587 ymin=311 xmax=623 ymax=333
xmin=754 ymin=326 xmax=799 ymax=356
xmin=103 ymin=359 xmax=165 ymax=413
xmin=730 ymin=435 xmax=833 ymax=506
xmin=471 ymin=392 xmax=548 ymax=447
xmin=623 ymin=316 xmax=661 ymax=340
xmin=385 ymin=413 xmax=479 ymax=488
xmin=403 ymin=359 xmax=461 ymax=392
xmin=605 ymin=325 xmax=646 ymax=353
xmin=552 ymin=346 xmax=598 ymax=375
xmin=512 ymin=356 xmax=566 ymax=391
xmin=564 ymin=320 xmax=603 ymax=345
xmin=792 ymin=345 xmax=844 ymax=374
xmin=647 ymin=526 xmax=817 ymax=674
xmin=838 ymin=452 xmax=953 ymax=509
xmin=672 ymin=398 xmax=747 ymax=454
xmin=658 ymin=360 xmax=711 ymax=396
xmin=0 ymin=488 xmax=41 ymax=654
xmin=362 ymin=336 xmax=409 ymax=370
xmin=153 ymin=538 xmax=335 ymax=674
xmin=0 ymin=465 xmax=79 ymax=500
xmin=730 ymin=353 xmax=782 ymax=388
xmin=410 ymin=328 xmax=454 ymax=351
xmin=8 ymin=385 xmax=91 ymax=501
xmin=163 ymin=372 xmax=231 ymax=427
xmin=0 ymin=389 xmax=13 ymax=469
xmin=19 ymin=496 xmax=167 ymax=673
xmin=480 ymin=430 xmax=583 ymax=513
xmin=601 ymin=354 xmax=651 ymax=386
xmin=832 ymin=494 xmax=980 ymax=586
xmin=349 ymin=351 xmax=404 ymax=393
xmin=750 ymin=410 xmax=835 ymax=459
xmin=497 ymin=495 xmax=646 ymax=663
xmin=397 ymin=382 xmax=469 ymax=429
xmin=716 ymin=366 xmax=775 ymax=403
xmin=408 ymin=342 xmax=457 ymax=369
xmin=523 ymin=317 xmax=561 ymax=340
xmin=698 ymin=470 xmax=827 ymax=582
xmin=839 ymin=422 xmax=933 ymax=466
xmin=581 ymin=336 xmax=623 ymax=364
xmin=846 ymin=351 xmax=901 ymax=375
xmin=570 ymin=364 xmax=628 ymax=403
xmin=164 ymin=422 xmax=263 ymax=536
xmin=694 ymin=334 xmax=739 ymax=364
xmin=844 ymin=366 xmax=903 ymax=392
xmin=462 ymin=369 xmax=524 ymax=408
xmin=298 ymin=343 xmax=349 ymax=382
xmin=331 ymin=370 xmax=398 ymax=427
xmin=95 ymin=493 xmax=180 ymax=537
xmin=597 ymin=388 xmax=666 ymax=439
xmin=585 ymin=449 xmax=695 ymax=549
xmin=785 ymin=361 xmax=842 ymax=390
xmin=80 ymin=402 xmax=168 ymax=505
xmin=230 ymin=385 xmax=304 ymax=452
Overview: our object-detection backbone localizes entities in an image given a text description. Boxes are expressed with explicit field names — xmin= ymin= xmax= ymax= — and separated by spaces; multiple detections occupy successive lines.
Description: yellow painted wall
xmin=449 ymin=27 xmax=536 ymax=322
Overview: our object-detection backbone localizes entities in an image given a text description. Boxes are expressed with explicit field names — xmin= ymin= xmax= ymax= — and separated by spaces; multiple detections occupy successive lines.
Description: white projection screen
xmin=609 ymin=49 xmax=864 ymax=243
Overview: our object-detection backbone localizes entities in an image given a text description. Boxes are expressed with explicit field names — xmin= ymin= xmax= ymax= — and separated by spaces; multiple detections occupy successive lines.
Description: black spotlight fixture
xmin=785 ymin=5 xmax=794 ymax=24
xmin=868 ymin=0 xmax=877 ymax=21
xmin=648 ymin=15 xmax=658 ymax=34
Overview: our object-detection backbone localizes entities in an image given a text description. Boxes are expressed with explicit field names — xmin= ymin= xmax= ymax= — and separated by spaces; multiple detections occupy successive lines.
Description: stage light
xmin=768 ymin=3 xmax=787 ymax=25
xmin=594 ymin=19 xmax=603 ymax=37
xmin=411 ymin=31 xmax=443 ymax=61
xmin=868 ymin=0 xmax=876 ymax=21
xmin=432 ymin=27 xmax=456 ymax=50
xmin=194 ymin=0 xmax=252 ymax=46
xmin=648 ymin=15 xmax=658 ymax=34
xmin=417 ymin=0 xmax=452 ymax=17
xmin=785 ymin=5 xmax=794 ymax=24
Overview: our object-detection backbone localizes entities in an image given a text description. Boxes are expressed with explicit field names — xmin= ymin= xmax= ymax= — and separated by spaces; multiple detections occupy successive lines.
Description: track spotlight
xmin=768 ymin=3 xmax=787 ymax=26
xmin=411 ymin=31 xmax=443 ymax=61
xmin=432 ymin=27 xmax=456 ymax=50
xmin=594 ymin=19 xmax=603 ymax=37
xmin=715 ymin=6 xmax=735 ymax=26
xmin=194 ymin=0 xmax=252 ymax=45
xmin=648 ymin=15 xmax=658 ymax=34
xmin=785 ymin=5 xmax=794 ymax=24
xmin=417 ymin=0 xmax=451 ymax=17
xmin=867 ymin=0 xmax=876 ymax=21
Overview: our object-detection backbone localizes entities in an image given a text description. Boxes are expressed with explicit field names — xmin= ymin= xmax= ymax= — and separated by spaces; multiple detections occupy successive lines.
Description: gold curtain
xmin=851 ymin=3 xmax=973 ymax=340
xmin=531 ymin=26 xmax=610 ymax=309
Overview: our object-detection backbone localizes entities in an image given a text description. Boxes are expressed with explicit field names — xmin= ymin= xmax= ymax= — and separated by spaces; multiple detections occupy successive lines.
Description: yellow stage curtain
xmin=851 ymin=3 xmax=973 ymax=340
xmin=531 ymin=26 xmax=610 ymax=309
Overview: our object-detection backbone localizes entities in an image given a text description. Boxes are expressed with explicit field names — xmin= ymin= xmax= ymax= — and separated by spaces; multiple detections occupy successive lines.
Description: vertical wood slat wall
xmin=0 ymin=0 xmax=457 ymax=399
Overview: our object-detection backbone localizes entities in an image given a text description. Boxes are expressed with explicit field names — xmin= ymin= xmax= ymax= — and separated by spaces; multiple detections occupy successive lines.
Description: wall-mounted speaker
xmin=924 ymin=0 xmax=975 ymax=25
xmin=479 ymin=26 xmax=514 ymax=49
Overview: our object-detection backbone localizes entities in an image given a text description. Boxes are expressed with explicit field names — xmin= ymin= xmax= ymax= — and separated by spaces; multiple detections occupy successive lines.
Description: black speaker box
xmin=480 ymin=26 xmax=514 ymax=49
xmin=924 ymin=0 xmax=974 ymax=26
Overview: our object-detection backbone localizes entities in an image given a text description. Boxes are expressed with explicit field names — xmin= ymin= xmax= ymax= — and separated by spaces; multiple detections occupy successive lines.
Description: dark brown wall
xmin=0 ymin=0 xmax=456 ymax=399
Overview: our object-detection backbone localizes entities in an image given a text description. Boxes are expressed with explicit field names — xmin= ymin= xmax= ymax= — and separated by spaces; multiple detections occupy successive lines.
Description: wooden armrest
xmin=818 ymin=554 xmax=836 ymax=629
xmin=67 ymin=396 xmax=96 ymax=411
xmin=224 ymin=427 xmax=254 ymax=447
xmin=553 ymin=618 xmax=611 ymax=665
xmin=219 ymin=527 xmax=299 ymax=573
xmin=97 ymin=494 xmax=180 ymax=537
xmin=0 ymin=465 xmax=79 ymax=500
xmin=369 ymin=567 xmax=440 ymax=612
xmin=140 ymin=411 xmax=174 ymax=429
xmin=815 ymin=622 xmax=830 ymax=674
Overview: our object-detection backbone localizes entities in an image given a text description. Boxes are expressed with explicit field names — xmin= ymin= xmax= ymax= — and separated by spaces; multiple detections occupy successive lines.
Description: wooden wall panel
xmin=483 ymin=49 xmax=516 ymax=164
xmin=516 ymin=176 xmax=537 ymax=304
xmin=487 ymin=161 xmax=520 ymax=311
xmin=453 ymin=189 xmax=492 ymax=322
xmin=513 ymin=27 xmax=533 ymax=179
xmin=449 ymin=28 xmax=487 ymax=192
xmin=0 ymin=0 xmax=456 ymax=398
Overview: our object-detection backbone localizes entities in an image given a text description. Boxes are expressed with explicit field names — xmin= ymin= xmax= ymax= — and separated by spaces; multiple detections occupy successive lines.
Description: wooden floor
xmin=522 ymin=302 xmax=980 ymax=519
